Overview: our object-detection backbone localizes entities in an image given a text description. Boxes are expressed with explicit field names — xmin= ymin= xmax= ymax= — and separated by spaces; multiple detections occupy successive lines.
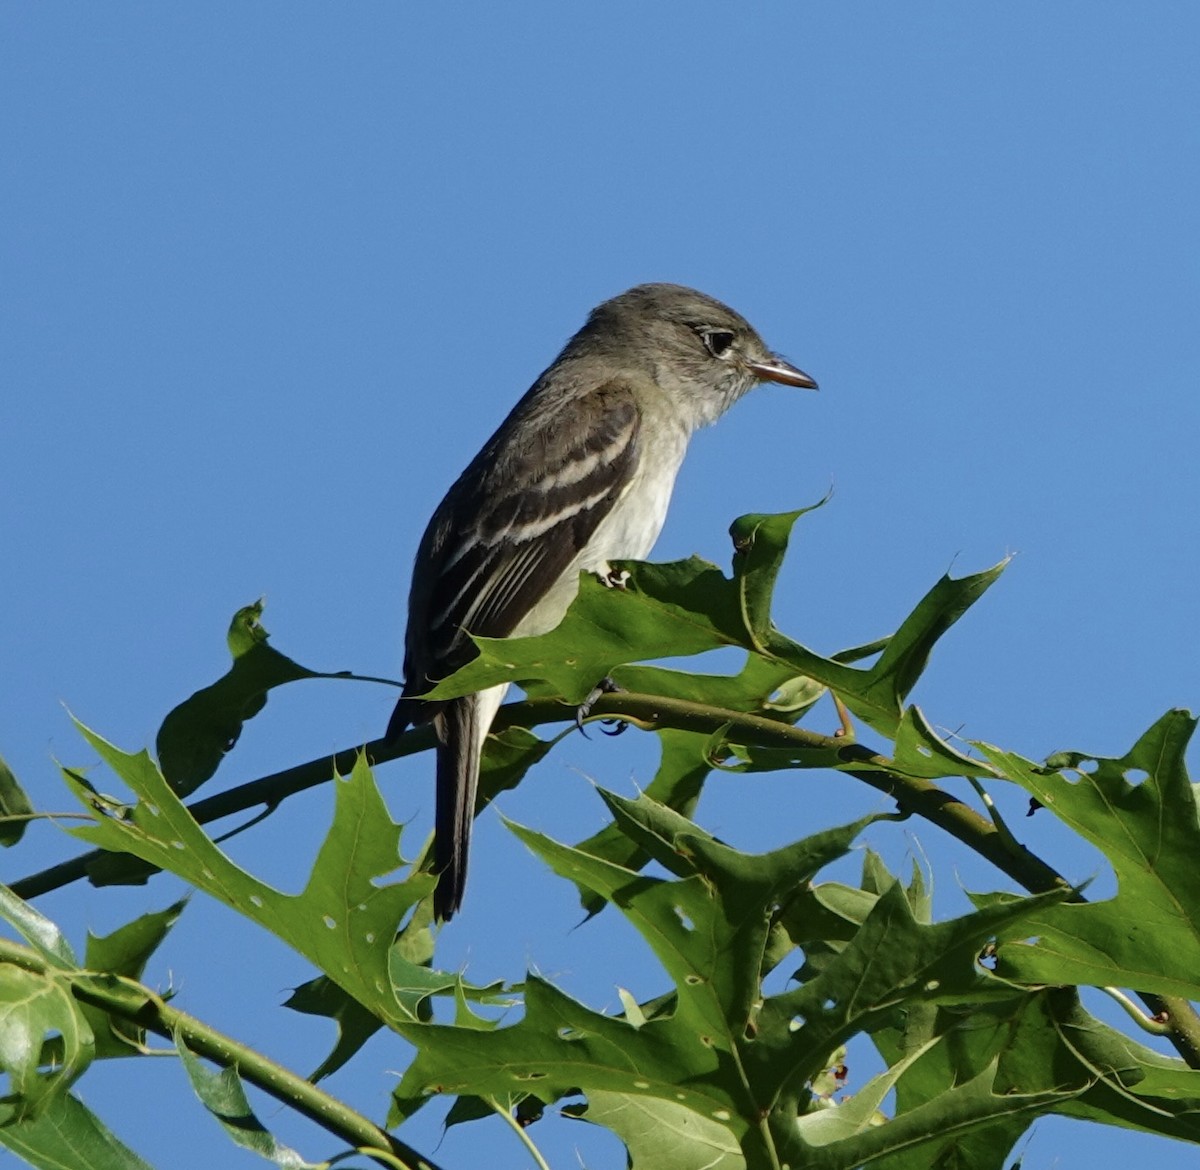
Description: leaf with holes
xmin=63 ymin=723 xmax=443 ymax=1026
xmin=391 ymin=791 xmax=1070 ymax=1167
xmin=566 ymin=1090 xmax=746 ymax=1170
xmin=420 ymin=510 xmax=1005 ymax=740
xmin=979 ymin=709 xmax=1200 ymax=997
xmin=870 ymin=986 xmax=1200 ymax=1164
xmin=0 ymin=964 xmax=94 ymax=1123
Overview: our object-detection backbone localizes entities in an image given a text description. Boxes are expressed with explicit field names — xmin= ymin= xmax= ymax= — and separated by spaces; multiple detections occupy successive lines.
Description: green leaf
xmin=0 ymin=963 xmax=94 ymax=1122
xmin=175 ymin=1035 xmax=324 ymax=1169
xmin=421 ymin=525 xmax=1005 ymax=740
xmin=64 ymin=729 xmax=440 ymax=1026
xmin=761 ymin=673 xmax=827 ymax=715
xmin=596 ymin=792 xmax=878 ymax=1031
xmin=477 ymin=726 xmax=555 ymax=813
xmin=154 ymin=601 xmax=321 ymax=797
xmin=792 ymin=1058 xmax=1068 ymax=1170
xmin=889 ymin=708 xmax=999 ymax=782
xmin=0 ymin=884 xmax=77 ymax=968
xmin=1009 ymin=990 xmax=1200 ymax=1141
xmin=566 ymin=1089 xmax=746 ymax=1170
xmin=859 ymin=561 xmax=1008 ymax=720
xmin=84 ymin=900 xmax=186 ymax=979
xmin=284 ymin=976 xmax=384 ymax=1083
xmin=980 ymin=710 xmax=1200 ymax=997
xmin=795 ymin=1036 xmax=940 ymax=1147
xmin=394 ymin=801 xmax=1074 ymax=1168
xmin=570 ymin=729 xmax=713 ymax=917
xmin=615 ymin=652 xmax=810 ymax=717
xmin=392 ymin=808 xmax=876 ymax=1158
xmin=81 ymin=901 xmax=187 ymax=1059
xmin=728 ymin=503 xmax=826 ymax=650
xmin=0 ymin=753 xmax=33 ymax=847
xmin=0 ymin=1091 xmax=156 ymax=1170
xmin=570 ymin=650 xmax=861 ymax=915
xmin=871 ymin=987 xmax=1200 ymax=1163
xmin=754 ymin=561 xmax=1007 ymax=739
xmin=426 ymin=557 xmax=749 ymax=705
xmin=761 ymin=879 xmax=1068 ymax=1119
xmin=869 ymin=995 xmax=1070 ymax=1170
xmin=394 ymin=972 xmax=749 ymax=1127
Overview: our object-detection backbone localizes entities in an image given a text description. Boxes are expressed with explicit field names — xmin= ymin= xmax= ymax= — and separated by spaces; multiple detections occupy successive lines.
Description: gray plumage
xmin=388 ymin=283 xmax=816 ymax=920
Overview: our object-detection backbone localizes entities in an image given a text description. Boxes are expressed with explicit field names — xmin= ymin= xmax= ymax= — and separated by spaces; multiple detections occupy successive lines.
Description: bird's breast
xmin=509 ymin=423 xmax=689 ymax=639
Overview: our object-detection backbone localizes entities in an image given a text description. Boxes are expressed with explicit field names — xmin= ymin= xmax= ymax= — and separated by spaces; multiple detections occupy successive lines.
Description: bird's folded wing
xmin=406 ymin=379 xmax=641 ymax=687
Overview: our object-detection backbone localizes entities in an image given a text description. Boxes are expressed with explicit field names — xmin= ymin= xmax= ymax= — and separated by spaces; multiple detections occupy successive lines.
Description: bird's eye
xmin=702 ymin=329 xmax=736 ymax=359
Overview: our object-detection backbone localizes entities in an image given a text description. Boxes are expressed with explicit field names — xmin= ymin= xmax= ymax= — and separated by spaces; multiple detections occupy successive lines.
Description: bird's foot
xmin=576 ymin=676 xmax=628 ymax=737
xmin=603 ymin=565 xmax=631 ymax=589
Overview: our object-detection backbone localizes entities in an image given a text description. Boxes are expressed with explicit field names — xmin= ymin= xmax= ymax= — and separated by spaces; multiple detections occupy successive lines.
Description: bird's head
xmin=573 ymin=282 xmax=816 ymax=426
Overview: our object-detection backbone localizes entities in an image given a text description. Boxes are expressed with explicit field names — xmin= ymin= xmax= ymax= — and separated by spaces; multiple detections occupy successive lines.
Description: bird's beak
xmin=747 ymin=354 xmax=818 ymax=390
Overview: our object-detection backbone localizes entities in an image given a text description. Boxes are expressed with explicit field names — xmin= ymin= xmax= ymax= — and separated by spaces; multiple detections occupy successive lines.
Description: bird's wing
xmin=403 ymin=378 xmax=641 ymax=692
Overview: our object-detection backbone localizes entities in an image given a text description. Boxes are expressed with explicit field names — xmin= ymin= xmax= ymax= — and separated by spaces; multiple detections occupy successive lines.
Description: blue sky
xmin=3 ymin=5 xmax=1199 ymax=1168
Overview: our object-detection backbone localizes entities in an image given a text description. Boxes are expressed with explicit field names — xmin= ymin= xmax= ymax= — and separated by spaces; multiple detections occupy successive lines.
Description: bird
xmin=387 ymin=282 xmax=817 ymax=920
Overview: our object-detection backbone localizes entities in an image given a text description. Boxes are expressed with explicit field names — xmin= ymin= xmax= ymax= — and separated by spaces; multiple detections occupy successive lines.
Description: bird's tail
xmin=433 ymin=694 xmax=485 ymax=921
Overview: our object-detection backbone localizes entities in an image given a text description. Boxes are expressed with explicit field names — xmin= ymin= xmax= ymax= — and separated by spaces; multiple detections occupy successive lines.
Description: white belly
xmin=510 ymin=421 xmax=688 ymax=638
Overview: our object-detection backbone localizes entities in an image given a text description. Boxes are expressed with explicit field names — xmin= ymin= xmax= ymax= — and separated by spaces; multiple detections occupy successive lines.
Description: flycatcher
xmin=388 ymin=283 xmax=816 ymax=920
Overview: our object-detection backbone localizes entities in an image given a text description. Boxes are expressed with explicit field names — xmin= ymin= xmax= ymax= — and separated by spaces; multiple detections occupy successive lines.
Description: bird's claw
xmin=576 ymin=676 xmax=622 ymax=737
xmin=603 ymin=566 xmax=631 ymax=589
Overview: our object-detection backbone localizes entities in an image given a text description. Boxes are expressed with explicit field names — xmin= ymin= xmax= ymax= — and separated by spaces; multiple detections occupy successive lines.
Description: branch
xmin=10 ymin=726 xmax=436 ymax=899
xmin=0 ymin=937 xmax=441 ymax=1170
xmin=13 ymin=690 xmax=1200 ymax=1067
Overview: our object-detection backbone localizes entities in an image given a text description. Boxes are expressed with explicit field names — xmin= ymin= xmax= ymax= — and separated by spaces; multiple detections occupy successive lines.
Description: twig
xmin=0 ymin=937 xmax=440 ymax=1170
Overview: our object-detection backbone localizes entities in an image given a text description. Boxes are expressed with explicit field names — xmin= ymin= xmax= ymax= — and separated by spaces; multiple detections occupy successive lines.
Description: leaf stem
xmin=1098 ymin=986 xmax=1173 ymax=1035
xmin=487 ymin=1098 xmax=552 ymax=1170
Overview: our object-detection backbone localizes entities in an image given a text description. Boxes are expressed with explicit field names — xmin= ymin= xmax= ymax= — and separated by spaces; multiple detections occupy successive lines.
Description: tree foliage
xmin=2 ymin=508 xmax=1199 ymax=1169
